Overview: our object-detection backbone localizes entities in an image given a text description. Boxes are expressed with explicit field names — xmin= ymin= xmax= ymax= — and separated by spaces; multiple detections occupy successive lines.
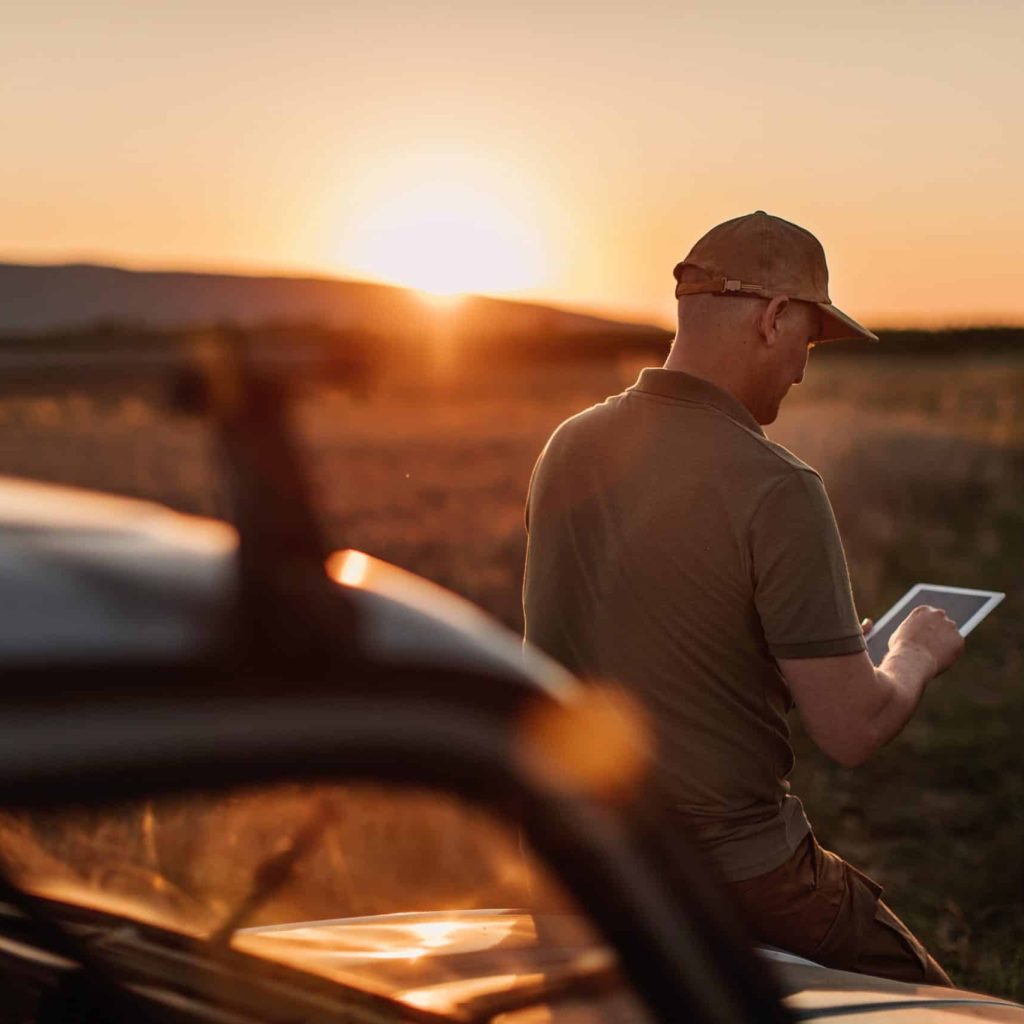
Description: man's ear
xmin=758 ymin=295 xmax=790 ymax=346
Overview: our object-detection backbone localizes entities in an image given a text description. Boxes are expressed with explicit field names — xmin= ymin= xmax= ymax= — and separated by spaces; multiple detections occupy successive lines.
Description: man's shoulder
xmin=745 ymin=432 xmax=820 ymax=479
xmin=686 ymin=407 xmax=821 ymax=489
xmin=537 ymin=393 xmax=626 ymax=454
xmin=535 ymin=388 xmax=822 ymax=488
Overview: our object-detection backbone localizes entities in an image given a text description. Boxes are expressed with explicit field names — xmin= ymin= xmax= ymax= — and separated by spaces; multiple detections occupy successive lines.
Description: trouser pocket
xmin=844 ymin=862 xmax=926 ymax=973
xmin=867 ymin=896 xmax=953 ymax=986
xmin=817 ymin=859 xmax=950 ymax=986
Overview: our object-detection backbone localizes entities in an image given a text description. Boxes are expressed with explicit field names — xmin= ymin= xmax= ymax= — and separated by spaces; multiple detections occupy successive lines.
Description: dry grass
xmin=0 ymin=351 xmax=1020 ymax=998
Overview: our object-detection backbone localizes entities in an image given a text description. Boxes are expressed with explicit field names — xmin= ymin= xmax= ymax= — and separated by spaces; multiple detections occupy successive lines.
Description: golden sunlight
xmin=416 ymin=288 xmax=465 ymax=310
xmin=336 ymin=148 xmax=547 ymax=297
xmin=405 ymin=920 xmax=465 ymax=956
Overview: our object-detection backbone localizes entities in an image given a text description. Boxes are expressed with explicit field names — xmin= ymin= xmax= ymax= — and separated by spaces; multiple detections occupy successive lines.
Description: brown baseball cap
xmin=673 ymin=211 xmax=878 ymax=343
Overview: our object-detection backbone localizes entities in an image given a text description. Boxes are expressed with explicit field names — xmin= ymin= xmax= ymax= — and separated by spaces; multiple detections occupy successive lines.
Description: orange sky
xmin=3 ymin=2 xmax=1022 ymax=329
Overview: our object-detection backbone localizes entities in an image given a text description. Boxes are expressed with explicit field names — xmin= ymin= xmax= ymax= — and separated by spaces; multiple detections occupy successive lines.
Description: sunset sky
xmin=4 ymin=1 xmax=1022 ymax=328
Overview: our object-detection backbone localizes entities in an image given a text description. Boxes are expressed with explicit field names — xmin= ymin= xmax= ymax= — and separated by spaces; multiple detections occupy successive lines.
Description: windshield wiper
xmin=0 ymin=855 xmax=155 ymax=1022
xmin=209 ymin=797 xmax=332 ymax=946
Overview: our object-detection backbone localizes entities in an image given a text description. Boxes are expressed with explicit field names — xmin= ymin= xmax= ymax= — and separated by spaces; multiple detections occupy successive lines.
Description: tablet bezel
xmin=867 ymin=583 xmax=1005 ymax=644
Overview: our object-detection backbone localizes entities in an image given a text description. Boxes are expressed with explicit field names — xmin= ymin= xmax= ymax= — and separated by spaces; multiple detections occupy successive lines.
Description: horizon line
xmin=2 ymin=250 xmax=1023 ymax=334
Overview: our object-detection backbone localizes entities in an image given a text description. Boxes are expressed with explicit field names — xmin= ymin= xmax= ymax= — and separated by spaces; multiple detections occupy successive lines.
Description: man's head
xmin=667 ymin=211 xmax=875 ymax=425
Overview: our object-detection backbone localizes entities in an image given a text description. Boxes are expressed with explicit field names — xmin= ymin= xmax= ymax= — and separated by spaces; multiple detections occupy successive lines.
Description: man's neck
xmin=662 ymin=345 xmax=759 ymax=421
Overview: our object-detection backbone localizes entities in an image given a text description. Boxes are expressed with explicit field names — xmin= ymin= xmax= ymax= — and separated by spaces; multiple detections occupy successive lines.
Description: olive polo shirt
xmin=523 ymin=367 xmax=866 ymax=881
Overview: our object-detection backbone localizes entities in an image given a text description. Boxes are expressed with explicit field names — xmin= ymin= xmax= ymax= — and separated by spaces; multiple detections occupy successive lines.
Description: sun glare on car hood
xmin=238 ymin=909 xmax=613 ymax=1017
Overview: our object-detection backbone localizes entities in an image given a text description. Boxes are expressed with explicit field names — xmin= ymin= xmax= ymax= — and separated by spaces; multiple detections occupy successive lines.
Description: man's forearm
xmin=784 ymin=608 xmax=962 ymax=768
xmin=865 ymin=644 xmax=936 ymax=752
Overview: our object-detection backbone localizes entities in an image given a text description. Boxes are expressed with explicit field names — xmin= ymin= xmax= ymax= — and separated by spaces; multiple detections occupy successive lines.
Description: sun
xmin=335 ymin=149 xmax=548 ymax=298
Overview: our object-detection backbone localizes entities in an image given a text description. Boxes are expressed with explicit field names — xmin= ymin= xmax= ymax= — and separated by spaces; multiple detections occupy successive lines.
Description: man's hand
xmin=885 ymin=605 xmax=965 ymax=678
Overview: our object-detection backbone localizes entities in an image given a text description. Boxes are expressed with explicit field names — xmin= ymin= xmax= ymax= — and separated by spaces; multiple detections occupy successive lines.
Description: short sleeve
xmin=750 ymin=469 xmax=866 ymax=659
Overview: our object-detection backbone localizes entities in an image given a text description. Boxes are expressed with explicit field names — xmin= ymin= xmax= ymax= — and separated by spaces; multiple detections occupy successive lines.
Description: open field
xmin=0 ymin=349 xmax=1020 ymax=997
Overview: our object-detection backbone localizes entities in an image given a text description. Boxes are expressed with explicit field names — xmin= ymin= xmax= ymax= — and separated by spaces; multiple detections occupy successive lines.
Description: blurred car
xmin=0 ymin=335 xmax=1020 ymax=1023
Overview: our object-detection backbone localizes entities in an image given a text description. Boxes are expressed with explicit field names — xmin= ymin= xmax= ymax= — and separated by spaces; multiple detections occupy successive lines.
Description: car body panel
xmin=0 ymin=474 xmax=572 ymax=703
xmin=240 ymin=909 xmax=1024 ymax=1023
xmin=330 ymin=548 xmax=576 ymax=698
xmin=0 ymin=475 xmax=236 ymax=664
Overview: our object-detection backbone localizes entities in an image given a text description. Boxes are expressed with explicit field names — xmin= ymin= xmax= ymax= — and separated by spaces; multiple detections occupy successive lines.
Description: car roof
xmin=0 ymin=474 xmax=574 ymax=705
xmin=0 ymin=475 xmax=236 ymax=664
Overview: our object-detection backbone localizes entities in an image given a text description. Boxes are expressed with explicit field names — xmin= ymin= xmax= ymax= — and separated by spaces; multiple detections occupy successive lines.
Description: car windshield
xmin=0 ymin=781 xmax=649 ymax=1022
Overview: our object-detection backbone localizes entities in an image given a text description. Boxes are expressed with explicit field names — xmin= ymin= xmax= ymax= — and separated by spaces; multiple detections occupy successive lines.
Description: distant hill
xmin=0 ymin=262 xmax=668 ymax=347
xmin=5 ymin=262 xmax=1017 ymax=362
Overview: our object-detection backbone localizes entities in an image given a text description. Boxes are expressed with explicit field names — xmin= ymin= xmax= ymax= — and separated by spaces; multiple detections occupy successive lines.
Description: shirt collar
xmin=629 ymin=368 xmax=765 ymax=436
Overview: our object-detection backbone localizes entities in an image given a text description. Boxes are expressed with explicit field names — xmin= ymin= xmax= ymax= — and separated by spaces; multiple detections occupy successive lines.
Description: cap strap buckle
xmin=674 ymin=276 xmax=771 ymax=299
xmin=720 ymin=278 xmax=771 ymax=296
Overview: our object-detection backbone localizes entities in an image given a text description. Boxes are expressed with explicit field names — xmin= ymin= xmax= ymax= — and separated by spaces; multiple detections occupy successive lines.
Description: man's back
xmin=523 ymin=368 xmax=864 ymax=881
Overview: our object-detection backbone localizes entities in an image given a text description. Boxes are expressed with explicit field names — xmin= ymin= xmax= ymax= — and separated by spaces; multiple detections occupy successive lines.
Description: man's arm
xmin=780 ymin=605 xmax=965 ymax=768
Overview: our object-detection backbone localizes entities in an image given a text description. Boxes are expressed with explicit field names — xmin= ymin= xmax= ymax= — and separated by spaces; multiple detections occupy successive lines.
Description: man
xmin=522 ymin=211 xmax=964 ymax=986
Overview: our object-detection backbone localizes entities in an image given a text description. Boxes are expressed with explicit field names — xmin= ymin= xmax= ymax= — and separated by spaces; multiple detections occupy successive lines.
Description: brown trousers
xmin=729 ymin=833 xmax=953 ymax=988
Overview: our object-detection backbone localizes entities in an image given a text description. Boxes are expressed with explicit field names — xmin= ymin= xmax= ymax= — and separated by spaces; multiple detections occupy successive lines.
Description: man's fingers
xmin=889 ymin=605 xmax=965 ymax=676
xmin=860 ymin=617 xmax=873 ymax=635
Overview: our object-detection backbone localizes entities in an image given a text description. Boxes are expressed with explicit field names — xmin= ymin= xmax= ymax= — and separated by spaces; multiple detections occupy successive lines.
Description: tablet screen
xmin=866 ymin=585 xmax=1004 ymax=665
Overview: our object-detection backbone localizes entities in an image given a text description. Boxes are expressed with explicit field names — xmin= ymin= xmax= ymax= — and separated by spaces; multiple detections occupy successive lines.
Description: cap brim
xmin=815 ymin=302 xmax=879 ymax=343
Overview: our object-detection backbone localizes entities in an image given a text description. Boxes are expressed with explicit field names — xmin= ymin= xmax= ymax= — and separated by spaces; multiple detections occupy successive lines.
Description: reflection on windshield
xmin=0 ymin=784 xmax=546 ymax=927
xmin=0 ymin=782 xmax=629 ymax=1019
xmin=240 ymin=911 xmax=528 ymax=962
xmin=408 ymin=919 xmax=466 ymax=956
xmin=237 ymin=911 xmax=621 ymax=1019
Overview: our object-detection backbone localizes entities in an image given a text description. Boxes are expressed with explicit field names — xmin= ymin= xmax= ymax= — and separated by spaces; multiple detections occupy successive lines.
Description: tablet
xmin=866 ymin=584 xmax=1005 ymax=666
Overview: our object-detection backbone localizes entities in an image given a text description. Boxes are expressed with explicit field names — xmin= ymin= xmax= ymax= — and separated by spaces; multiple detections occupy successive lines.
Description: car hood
xmin=240 ymin=909 xmax=1024 ymax=1021
xmin=763 ymin=947 xmax=1024 ymax=1021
